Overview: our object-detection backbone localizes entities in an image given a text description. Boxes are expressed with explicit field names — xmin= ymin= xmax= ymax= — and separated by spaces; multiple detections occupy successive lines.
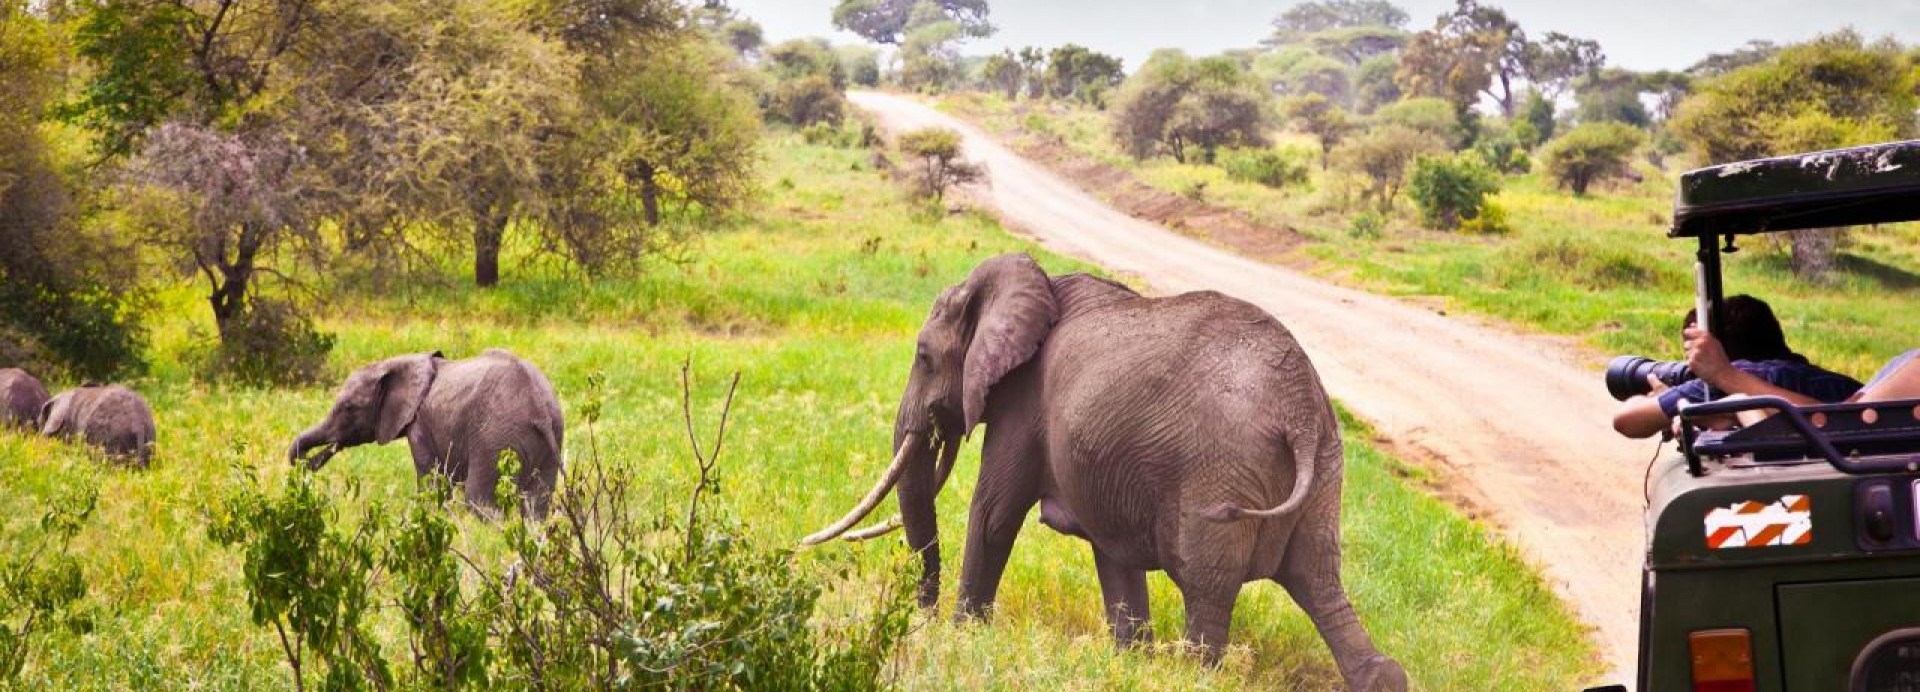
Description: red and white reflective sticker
xmin=1704 ymin=495 xmax=1812 ymax=549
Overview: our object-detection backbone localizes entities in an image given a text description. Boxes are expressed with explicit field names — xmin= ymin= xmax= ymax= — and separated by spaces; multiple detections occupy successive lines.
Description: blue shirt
xmin=1657 ymin=359 xmax=1863 ymax=417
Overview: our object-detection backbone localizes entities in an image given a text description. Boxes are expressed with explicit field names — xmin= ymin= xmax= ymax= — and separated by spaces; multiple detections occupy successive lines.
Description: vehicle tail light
xmin=1690 ymin=628 xmax=1755 ymax=692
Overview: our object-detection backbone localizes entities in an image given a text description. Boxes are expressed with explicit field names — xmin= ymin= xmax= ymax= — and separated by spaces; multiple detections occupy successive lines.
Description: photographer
xmin=1612 ymin=295 xmax=1862 ymax=438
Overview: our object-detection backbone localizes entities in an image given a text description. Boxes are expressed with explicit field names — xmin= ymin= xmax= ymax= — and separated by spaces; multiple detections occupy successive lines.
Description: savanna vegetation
xmin=931 ymin=0 xmax=1920 ymax=382
xmin=0 ymin=0 xmax=1606 ymax=689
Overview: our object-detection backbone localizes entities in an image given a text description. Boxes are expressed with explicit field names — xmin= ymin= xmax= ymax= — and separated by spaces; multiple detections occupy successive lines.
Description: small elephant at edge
xmin=289 ymin=349 xmax=564 ymax=519
xmin=40 ymin=383 xmax=156 ymax=467
xmin=1 ymin=368 xmax=50 ymax=430
xmin=804 ymin=254 xmax=1407 ymax=691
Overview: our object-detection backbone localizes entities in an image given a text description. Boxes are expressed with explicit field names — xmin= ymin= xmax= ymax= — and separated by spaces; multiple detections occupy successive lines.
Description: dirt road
xmin=852 ymin=90 xmax=1651 ymax=683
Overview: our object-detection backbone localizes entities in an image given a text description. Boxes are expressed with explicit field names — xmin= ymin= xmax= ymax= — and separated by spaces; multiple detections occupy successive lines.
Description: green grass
xmin=0 ymin=133 xmax=1596 ymax=689
xmin=940 ymin=92 xmax=1920 ymax=378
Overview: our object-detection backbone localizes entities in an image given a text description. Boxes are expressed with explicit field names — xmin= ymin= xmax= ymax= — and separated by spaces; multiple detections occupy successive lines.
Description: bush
xmin=1539 ymin=122 xmax=1646 ymax=196
xmin=211 ymin=370 xmax=916 ymax=690
xmin=0 ymin=482 xmax=96 ymax=683
xmin=802 ymin=121 xmax=864 ymax=148
xmin=1217 ymin=147 xmax=1311 ymax=188
xmin=199 ymin=299 xmax=335 ymax=386
xmin=1408 ymin=153 xmax=1501 ymax=230
xmin=1348 ymin=210 xmax=1385 ymax=238
xmin=898 ymin=127 xmax=984 ymax=203
xmin=1333 ymin=124 xmax=1445 ymax=212
xmin=0 ymin=279 xmax=147 ymax=381
xmin=1472 ymin=133 xmax=1530 ymax=174
xmin=1459 ymin=200 xmax=1513 ymax=235
xmin=1371 ymin=97 xmax=1460 ymax=144
xmin=768 ymin=75 xmax=846 ymax=127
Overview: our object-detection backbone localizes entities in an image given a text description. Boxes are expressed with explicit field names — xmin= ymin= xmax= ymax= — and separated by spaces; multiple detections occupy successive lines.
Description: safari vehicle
xmin=1589 ymin=139 xmax=1920 ymax=692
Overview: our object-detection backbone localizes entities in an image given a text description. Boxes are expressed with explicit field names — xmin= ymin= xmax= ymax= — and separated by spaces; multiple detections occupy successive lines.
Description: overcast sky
xmin=725 ymin=0 xmax=1920 ymax=73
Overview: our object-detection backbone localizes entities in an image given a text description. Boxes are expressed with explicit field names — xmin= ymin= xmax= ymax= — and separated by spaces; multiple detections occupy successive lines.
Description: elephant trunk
xmin=288 ymin=427 xmax=338 ymax=471
xmin=896 ymin=430 xmax=943 ymax=608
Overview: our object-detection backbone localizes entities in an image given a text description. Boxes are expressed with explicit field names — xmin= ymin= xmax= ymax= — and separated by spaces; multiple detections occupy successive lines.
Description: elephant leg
xmin=1173 ymin=570 xmax=1242 ymax=666
xmin=1092 ymin=547 xmax=1151 ymax=647
xmin=463 ymin=450 xmax=503 ymax=520
xmin=1275 ymin=508 xmax=1407 ymax=692
xmin=954 ymin=487 xmax=1036 ymax=622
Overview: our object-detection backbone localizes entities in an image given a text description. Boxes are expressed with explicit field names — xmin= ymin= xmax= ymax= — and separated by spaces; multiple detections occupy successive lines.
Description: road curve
xmin=851 ymin=90 xmax=1650 ymax=683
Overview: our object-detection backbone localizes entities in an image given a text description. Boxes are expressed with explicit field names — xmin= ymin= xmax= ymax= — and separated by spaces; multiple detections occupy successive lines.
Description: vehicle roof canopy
xmin=1671 ymin=139 xmax=1920 ymax=238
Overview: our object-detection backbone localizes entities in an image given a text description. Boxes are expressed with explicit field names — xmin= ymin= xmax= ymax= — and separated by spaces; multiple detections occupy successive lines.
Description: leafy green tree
xmin=1352 ymin=53 xmax=1401 ymax=112
xmin=1044 ymin=44 xmax=1125 ymax=105
xmin=897 ymin=1 xmax=968 ymax=91
xmin=0 ymin=4 xmax=146 ymax=379
xmin=1538 ymin=122 xmax=1644 ymax=195
xmin=1334 ymin=124 xmax=1445 ymax=211
xmin=1520 ymin=31 xmax=1604 ymax=100
xmin=1687 ymin=39 xmax=1780 ymax=77
xmin=764 ymin=39 xmax=850 ymax=125
xmin=1573 ymin=67 xmax=1651 ymax=127
xmin=765 ymin=38 xmax=847 ymax=87
xmin=1371 ymin=97 xmax=1458 ymax=143
xmin=1408 ymin=153 xmax=1501 ymax=229
xmin=1671 ymin=31 xmax=1917 ymax=279
xmin=898 ymin=127 xmax=983 ymax=202
xmin=837 ymin=44 xmax=883 ymax=86
xmin=1396 ymin=0 xmax=1525 ymax=116
xmin=1269 ymin=0 xmax=1409 ymax=42
xmin=982 ymin=50 xmax=1024 ymax=99
xmin=831 ymin=0 xmax=991 ymax=45
xmin=1110 ymin=51 xmax=1272 ymax=163
xmin=1518 ymin=90 xmax=1555 ymax=145
xmin=1283 ymin=93 xmax=1354 ymax=168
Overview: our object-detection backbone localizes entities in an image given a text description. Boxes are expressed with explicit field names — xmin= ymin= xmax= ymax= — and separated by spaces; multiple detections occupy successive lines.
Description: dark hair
xmin=1684 ymin=294 xmax=1801 ymax=363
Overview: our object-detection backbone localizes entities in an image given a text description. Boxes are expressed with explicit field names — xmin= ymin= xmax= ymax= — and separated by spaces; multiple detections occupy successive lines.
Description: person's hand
xmin=1684 ymin=326 xmax=1733 ymax=385
xmin=1645 ymin=373 xmax=1670 ymax=396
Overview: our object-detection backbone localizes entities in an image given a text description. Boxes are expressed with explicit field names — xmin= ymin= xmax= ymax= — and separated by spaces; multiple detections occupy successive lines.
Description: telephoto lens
xmin=1604 ymin=356 xmax=1694 ymax=401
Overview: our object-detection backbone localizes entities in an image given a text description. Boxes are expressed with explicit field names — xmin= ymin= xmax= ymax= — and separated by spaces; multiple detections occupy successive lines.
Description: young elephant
xmin=1 ymin=368 xmax=51 ymax=430
xmin=289 ymin=349 xmax=564 ymax=519
xmin=805 ymin=254 xmax=1406 ymax=691
xmin=39 ymin=384 xmax=156 ymax=467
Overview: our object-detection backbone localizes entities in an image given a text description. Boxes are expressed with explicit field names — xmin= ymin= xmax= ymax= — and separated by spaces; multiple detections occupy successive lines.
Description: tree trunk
xmin=1789 ymin=227 xmax=1841 ymax=282
xmin=210 ymin=222 xmax=265 ymax=342
xmin=474 ymin=212 xmax=505 ymax=288
xmin=635 ymin=160 xmax=662 ymax=227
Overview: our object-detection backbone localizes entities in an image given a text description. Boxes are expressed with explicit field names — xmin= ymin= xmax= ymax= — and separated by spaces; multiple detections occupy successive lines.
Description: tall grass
xmin=0 ymin=134 xmax=1596 ymax=689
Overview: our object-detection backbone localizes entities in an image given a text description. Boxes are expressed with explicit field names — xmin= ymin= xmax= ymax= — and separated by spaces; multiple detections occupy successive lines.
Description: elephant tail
xmin=1200 ymin=423 xmax=1319 ymax=524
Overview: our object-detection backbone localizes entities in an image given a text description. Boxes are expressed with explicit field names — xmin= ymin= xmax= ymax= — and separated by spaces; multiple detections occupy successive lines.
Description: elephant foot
xmin=1347 ymin=654 xmax=1408 ymax=692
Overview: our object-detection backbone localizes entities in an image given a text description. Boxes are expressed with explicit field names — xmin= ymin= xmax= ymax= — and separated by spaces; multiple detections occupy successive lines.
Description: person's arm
xmin=1614 ymin=374 xmax=1675 ymax=438
xmin=1683 ymin=326 xmax=1823 ymax=405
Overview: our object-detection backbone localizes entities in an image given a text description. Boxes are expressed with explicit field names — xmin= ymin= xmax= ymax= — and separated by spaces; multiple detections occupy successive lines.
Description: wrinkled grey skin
xmin=815 ymin=254 xmax=1405 ymax=691
xmin=39 ymin=384 xmax=156 ymax=468
xmin=289 ymin=349 xmax=564 ymax=519
xmin=1 ymin=368 xmax=50 ymax=430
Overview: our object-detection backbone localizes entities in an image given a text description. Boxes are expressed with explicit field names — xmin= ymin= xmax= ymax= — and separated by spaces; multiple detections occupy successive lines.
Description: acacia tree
xmin=1538 ymin=122 xmax=1644 ymax=195
xmin=1521 ymin=31 xmax=1604 ymax=100
xmin=1672 ymin=31 xmax=1917 ymax=280
xmin=981 ymin=50 xmax=1024 ymax=99
xmin=1395 ymin=0 xmax=1524 ymax=116
xmin=1110 ymin=51 xmax=1271 ymax=163
xmin=830 ymin=0 xmax=990 ymax=45
xmin=67 ymin=0 xmax=333 ymax=365
xmin=1283 ymin=93 xmax=1353 ymax=169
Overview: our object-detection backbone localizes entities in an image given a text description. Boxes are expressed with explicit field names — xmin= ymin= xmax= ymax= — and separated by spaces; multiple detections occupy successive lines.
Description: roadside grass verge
xmin=0 ymin=133 xmax=1594 ymax=689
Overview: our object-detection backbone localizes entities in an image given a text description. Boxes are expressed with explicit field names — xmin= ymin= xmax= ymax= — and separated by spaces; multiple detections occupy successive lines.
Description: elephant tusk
xmin=841 ymin=515 xmax=903 ymax=542
xmin=801 ymin=431 xmax=922 ymax=546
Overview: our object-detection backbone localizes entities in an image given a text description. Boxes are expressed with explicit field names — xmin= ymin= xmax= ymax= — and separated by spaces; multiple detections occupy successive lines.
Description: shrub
xmin=1333 ymin=125 xmax=1445 ymax=212
xmin=1472 ymin=133 xmax=1530 ymax=174
xmin=1539 ymin=122 xmax=1646 ymax=196
xmin=898 ymin=127 xmax=984 ymax=203
xmin=200 ymin=299 xmax=335 ymax=386
xmin=211 ymin=368 xmax=916 ymax=690
xmin=1459 ymin=200 xmax=1513 ymax=235
xmin=1371 ymin=97 xmax=1459 ymax=144
xmin=768 ymin=75 xmax=846 ymax=127
xmin=1348 ymin=210 xmax=1385 ymax=238
xmin=1407 ymin=153 xmax=1501 ymax=231
xmin=802 ymin=121 xmax=864 ymax=148
xmin=1218 ymin=147 xmax=1311 ymax=188
xmin=0 ymin=278 xmax=147 ymax=381
xmin=0 ymin=482 xmax=96 ymax=683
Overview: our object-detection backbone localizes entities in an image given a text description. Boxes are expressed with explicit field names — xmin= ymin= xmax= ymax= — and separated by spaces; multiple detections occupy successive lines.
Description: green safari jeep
xmin=1586 ymin=139 xmax=1920 ymax=692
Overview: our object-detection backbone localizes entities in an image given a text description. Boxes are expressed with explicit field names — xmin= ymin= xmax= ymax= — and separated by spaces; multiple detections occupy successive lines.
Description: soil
xmin=852 ymin=90 xmax=1649 ymax=686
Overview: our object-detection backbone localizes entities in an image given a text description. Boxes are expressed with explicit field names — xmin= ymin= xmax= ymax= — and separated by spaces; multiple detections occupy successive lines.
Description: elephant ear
xmin=375 ymin=352 xmax=442 ymax=444
xmin=961 ymin=254 xmax=1058 ymax=433
xmin=38 ymin=397 xmax=61 ymax=435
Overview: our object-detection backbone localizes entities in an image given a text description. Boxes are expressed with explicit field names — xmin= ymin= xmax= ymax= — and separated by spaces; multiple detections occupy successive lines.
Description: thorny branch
xmin=679 ymin=360 xmax=741 ymax=562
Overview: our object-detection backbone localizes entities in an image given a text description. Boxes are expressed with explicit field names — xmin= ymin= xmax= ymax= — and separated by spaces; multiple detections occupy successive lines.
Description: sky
xmin=724 ymin=0 xmax=1920 ymax=73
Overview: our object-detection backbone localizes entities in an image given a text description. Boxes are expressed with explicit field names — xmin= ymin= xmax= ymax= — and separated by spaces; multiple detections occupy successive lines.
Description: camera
xmin=1604 ymin=355 xmax=1694 ymax=401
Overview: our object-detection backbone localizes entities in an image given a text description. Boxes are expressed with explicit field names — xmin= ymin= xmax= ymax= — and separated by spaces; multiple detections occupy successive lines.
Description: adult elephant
xmin=289 ymin=349 xmax=564 ymax=519
xmin=804 ymin=254 xmax=1405 ymax=691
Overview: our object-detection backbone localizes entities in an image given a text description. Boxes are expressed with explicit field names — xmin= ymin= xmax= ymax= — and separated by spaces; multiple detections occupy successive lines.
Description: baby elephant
xmin=40 ymin=384 xmax=157 ymax=467
xmin=289 ymin=349 xmax=564 ymax=519
xmin=1 ymin=368 xmax=51 ymax=430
